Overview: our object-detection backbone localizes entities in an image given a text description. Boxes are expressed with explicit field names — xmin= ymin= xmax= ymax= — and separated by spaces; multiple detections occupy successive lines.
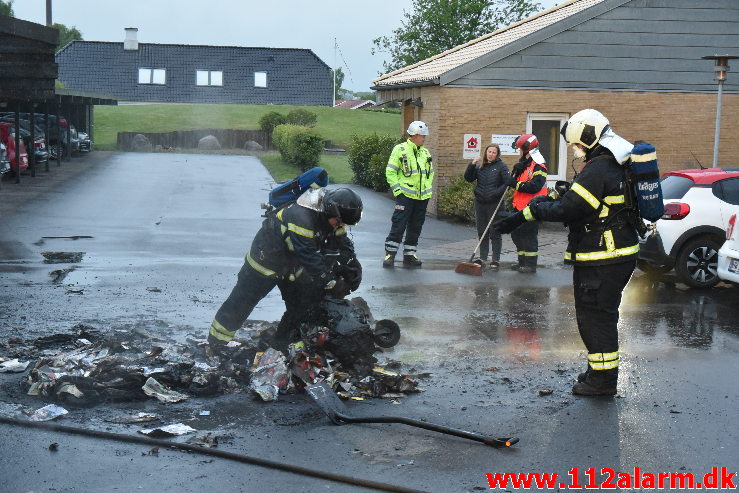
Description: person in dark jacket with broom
xmin=464 ymin=144 xmax=510 ymax=270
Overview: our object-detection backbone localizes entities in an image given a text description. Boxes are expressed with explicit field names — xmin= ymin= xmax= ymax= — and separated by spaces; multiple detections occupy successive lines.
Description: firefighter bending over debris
xmin=207 ymin=187 xmax=364 ymax=352
xmin=494 ymin=109 xmax=639 ymax=396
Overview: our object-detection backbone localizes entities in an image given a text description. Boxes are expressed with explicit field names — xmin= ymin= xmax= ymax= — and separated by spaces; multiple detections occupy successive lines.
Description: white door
xmin=526 ymin=113 xmax=568 ymax=184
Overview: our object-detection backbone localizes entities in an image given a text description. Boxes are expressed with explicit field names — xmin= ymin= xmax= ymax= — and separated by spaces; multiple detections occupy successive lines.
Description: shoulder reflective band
xmin=246 ymin=251 xmax=276 ymax=276
xmin=571 ymin=182 xmax=600 ymax=210
xmin=532 ymin=171 xmax=547 ymax=179
xmin=588 ymin=351 xmax=619 ymax=370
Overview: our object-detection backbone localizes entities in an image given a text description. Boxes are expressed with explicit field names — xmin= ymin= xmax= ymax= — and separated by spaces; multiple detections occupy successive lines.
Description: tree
xmin=372 ymin=0 xmax=541 ymax=73
xmin=53 ymin=23 xmax=83 ymax=51
xmin=0 ymin=0 xmax=14 ymax=17
xmin=332 ymin=67 xmax=345 ymax=100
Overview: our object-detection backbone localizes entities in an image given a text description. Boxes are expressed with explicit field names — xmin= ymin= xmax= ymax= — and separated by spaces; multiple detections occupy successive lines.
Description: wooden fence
xmin=116 ymin=129 xmax=271 ymax=151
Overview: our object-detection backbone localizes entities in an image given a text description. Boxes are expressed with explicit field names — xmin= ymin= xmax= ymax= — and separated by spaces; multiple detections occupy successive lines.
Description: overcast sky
xmin=12 ymin=0 xmax=560 ymax=93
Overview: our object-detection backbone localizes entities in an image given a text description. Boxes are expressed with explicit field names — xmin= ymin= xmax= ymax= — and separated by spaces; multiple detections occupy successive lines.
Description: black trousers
xmin=510 ymin=218 xmax=539 ymax=267
xmin=573 ymin=259 xmax=636 ymax=379
xmin=474 ymin=199 xmax=504 ymax=261
xmin=385 ymin=194 xmax=429 ymax=254
xmin=213 ymin=261 xmax=314 ymax=341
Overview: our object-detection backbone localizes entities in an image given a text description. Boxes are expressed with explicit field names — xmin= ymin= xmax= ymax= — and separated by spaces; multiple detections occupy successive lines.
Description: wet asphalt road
xmin=0 ymin=152 xmax=737 ymax=493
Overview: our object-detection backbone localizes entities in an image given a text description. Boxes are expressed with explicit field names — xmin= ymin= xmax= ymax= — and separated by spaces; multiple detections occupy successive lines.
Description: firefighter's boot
xmin=382 ymin=251 xmax=396 ymax=268
xmin=403 ymin=253 xmax=422 ymax=267
xmin=572 ymin=368 xmax=617 ymax=396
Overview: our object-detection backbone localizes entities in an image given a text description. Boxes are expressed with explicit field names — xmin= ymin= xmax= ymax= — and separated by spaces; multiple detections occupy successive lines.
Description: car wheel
xmin=636 ymin=259 xmax=672 ymax=277
xmin=674 ymin=236 xmax=722 ymax=289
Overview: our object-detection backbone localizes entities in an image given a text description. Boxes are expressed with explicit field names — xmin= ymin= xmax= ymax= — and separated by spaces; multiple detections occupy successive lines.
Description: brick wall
xmin=398 ymin=86 xmax=739 ymax=214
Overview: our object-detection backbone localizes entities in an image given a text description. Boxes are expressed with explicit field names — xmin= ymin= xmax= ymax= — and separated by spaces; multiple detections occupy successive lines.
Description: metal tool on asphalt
xmin=306 ymin=382 xmax=518 ymax=448
xmin=455 ymin=190 xmax=508 ymax=276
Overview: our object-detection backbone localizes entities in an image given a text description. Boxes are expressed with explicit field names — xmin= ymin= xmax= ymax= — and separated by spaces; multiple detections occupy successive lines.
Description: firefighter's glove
xmin=511 ymin=161 xmax=527 ymax=178
xmin=493 ymin=211 xmax=526 ymax=234
xmin=329 ymin=278 xmax=351 ymax=299
xmin=339 ymin=257 xmax=362 ymax=292
xmin=528 ymin=195 xmax=553 ymax=207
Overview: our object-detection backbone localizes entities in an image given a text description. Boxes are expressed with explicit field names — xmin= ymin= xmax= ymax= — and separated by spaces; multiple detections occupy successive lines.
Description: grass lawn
xmin=94 ymin=103 xmax=400 ymax=151
xmin=259 ymin=152 xmax=354 ymax=184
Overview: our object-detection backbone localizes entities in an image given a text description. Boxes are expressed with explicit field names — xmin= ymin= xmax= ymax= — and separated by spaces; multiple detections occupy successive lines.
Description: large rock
xmin=244 ymin=140 xmax=263 ymax=151
xmin=198 ymin=135 xmax=221 ymax=151
xmin=131 ymin=134 xmax=152 ymax=152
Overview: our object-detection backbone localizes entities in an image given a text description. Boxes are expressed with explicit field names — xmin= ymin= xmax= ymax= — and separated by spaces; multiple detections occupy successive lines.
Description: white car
xmin=718 ymin=213 xmax=739 ymax=285
xmin=638 ymin=168 xmax=739 ymax=288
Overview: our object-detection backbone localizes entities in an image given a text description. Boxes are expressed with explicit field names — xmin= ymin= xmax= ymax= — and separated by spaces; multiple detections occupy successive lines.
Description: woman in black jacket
xmin=464 ymin=144 xmax=510 ymax=270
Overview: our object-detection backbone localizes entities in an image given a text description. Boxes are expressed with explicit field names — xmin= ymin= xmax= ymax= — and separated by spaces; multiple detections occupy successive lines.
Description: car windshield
xmin=661 ymin=175 xmax=694 ymax=200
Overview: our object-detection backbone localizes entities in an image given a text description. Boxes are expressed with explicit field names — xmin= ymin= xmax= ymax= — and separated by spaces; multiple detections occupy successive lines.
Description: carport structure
xmin=0 ymin=15 xmax=116 ymax=185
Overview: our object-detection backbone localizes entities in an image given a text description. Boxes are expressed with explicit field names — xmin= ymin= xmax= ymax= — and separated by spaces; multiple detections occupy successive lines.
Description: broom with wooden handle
xmin=454 ymin=190 xmax=508 ymax=276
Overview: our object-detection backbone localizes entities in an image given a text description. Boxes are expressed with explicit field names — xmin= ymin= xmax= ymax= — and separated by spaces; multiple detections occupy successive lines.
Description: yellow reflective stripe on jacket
xmin=287 ymin=222 xmax=314 ymax=238
xmin=522 ymin=206 xmax=535 ymax=222
xmin=246 ymin=251 xmax=276 ymax=276
xmin=532 ymin=170 xmax=547 ymax=179
xmin=571 ymin=182 xmax=600 ymax=210
xmin=604 ymin=195 xmax=624 ymax=204
xmin=284 ymin=236 xmax=294 ymax=251
xmin=335 ymin=226 xmax=347 ymax=237
xmin=209 ymin=319 xmax=235 ymax=341
xmin=603 ymin=230 xmax=615 ymax=251
xmin=588 ymin=351 xmax=619 ymax=370
xmin=564 ymin=243 xmax=639 ymax=262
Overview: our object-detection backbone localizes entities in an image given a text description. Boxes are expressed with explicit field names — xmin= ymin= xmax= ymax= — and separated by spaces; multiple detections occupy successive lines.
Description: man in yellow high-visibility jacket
xmin=383 ymin=121 xmax=434 ymax=268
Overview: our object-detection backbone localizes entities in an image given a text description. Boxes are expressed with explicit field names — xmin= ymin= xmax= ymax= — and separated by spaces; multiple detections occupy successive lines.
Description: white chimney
xmin=124 ymin=27 xmax=139 ymax=51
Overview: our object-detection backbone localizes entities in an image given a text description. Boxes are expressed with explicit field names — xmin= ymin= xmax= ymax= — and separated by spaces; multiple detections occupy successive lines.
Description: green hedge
xmin=258 ymin=111 xmax=287 ymax=134
xmin=347 ymin=133 xmax=400 ymax=191
xmin=272 ymin=124 xmax=324 ymax=171
xmin=437 ymin=175 xmax=475 ymax=223
xmin=286 ymin=108 xmax=317 ymax=127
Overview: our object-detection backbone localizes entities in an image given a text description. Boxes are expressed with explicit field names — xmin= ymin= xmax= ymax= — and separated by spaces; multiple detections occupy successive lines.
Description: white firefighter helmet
xmin=406 ymin=121 xmax=429 ymax=136
xmin=561 ymin=109 xmax=610 ymax=149
xmin=561 ymin=109 xmax=633 ymax=164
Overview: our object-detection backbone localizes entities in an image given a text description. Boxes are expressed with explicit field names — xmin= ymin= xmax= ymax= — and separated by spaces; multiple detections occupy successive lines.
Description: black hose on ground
xmin=0 ymin=415 xmax=426 ymax=493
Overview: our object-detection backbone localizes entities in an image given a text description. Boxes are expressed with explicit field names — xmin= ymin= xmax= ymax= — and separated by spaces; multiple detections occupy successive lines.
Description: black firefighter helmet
xmin=323 ymin=188 xmax=363 ymax=226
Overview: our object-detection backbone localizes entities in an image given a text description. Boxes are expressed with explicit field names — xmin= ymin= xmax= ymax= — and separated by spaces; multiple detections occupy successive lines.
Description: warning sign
xmin=463 ymin=134 xmax=481 ymax=160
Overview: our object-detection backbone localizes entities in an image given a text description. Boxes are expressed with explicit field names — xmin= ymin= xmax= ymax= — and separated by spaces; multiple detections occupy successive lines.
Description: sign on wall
xmin=492 ymin=134 xmax=519 ymax=156
xmin=463 ymin=134 xmax=481 ymax=159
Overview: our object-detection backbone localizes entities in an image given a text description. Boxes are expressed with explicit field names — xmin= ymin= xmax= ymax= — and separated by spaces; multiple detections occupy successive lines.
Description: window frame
xmin=254 ymin=71 xmax=267 ymax=88
xmin=526 ymin=112 xmax=569 ymax=183
xmin=138 ymin=67 xmax=166 ymax=85
xmin=196 ymin=70 xmax=223 ymax=87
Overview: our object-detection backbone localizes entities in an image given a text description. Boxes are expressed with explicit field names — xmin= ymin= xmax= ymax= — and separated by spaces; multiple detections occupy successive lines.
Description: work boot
xmin=577 ymin=366 xmax=591 ymax=383
xmin=403 ymin=253 xmax=422 ymax=267
xmin=382 ymin=252 xmax=396 ymax=268
xmin=206 ymin=333 xmax=229 ymax=357
xmin=572 ymin=369 xmax=617 ymax=396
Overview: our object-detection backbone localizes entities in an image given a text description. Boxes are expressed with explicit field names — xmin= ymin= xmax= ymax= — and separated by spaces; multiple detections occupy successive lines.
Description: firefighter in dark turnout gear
xmin=495 ymin=109 xmax=638 ymax=396
xmin=208 ymin=188 xmax=363 ymax=350
xmin=505 ymin=134 xmax=547 ymax=273
xmin=383 ymin=120 xmax=434 ymax=268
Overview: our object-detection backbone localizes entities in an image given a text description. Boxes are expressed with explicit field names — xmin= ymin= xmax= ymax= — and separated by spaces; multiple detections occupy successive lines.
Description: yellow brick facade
xmin=390 ymin=86 xmax=739 ymax=214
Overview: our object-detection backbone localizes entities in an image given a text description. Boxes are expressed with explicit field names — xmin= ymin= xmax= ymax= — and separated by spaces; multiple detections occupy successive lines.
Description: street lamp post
xmin=702 ymin=55 xmax=738 ymax=168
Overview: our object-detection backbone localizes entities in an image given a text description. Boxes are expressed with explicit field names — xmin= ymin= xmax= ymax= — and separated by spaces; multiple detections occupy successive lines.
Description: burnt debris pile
xmin=3 ymin=299 xmax=419 ymax=407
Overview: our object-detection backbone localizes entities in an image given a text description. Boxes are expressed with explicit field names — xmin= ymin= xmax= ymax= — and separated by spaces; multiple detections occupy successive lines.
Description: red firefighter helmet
xmin=513 ymin=134 xmax=539 ymax=152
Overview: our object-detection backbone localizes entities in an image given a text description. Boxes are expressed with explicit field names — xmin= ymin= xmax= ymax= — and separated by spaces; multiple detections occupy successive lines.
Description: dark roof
xmin=56 ymin=41 xmax=332 ymax=105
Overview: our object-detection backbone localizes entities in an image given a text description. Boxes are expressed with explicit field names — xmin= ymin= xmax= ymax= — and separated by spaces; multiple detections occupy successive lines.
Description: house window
xmin=196 ymin=70 xmax=223 ymax=86
xmin=526 ymin=113 xmax=568 ymax=182
xmin=138 ymin=68 xmax=166 ymax=85
xmin=254 ymin=71 xmax=267 ymax=88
